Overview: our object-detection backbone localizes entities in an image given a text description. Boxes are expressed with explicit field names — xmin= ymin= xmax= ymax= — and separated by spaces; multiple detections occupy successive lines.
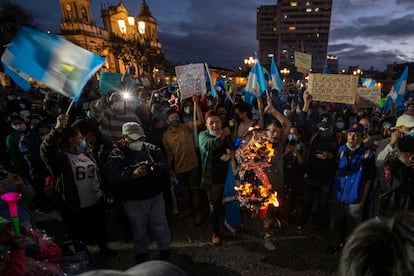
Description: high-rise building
xmin=257 ymin=0 xmax=332 ymax=73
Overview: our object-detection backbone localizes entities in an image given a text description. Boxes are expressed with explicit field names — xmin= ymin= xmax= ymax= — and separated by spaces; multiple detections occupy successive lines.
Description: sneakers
xmin=264 ymin=237 xmax=276 ymax=251
xmin=211 ymin=234 xmax=221 ymax=245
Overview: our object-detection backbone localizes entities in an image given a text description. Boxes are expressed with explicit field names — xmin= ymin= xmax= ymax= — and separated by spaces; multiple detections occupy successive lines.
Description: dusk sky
xmin=8 ymin=0 xmax=414 ymax=71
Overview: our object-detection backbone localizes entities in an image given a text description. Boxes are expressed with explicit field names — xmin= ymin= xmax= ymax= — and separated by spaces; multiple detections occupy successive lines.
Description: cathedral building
xmin=59 ymin=0 xmax=162 ymax=79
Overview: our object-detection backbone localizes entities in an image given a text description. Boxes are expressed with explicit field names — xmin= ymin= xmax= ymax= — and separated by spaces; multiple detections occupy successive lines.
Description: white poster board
xmin=356 ymin=87 xmax=381 ymax=108
xmin=175 ymin=63 xmax=206 ymax=100
xmin=295 ymin=52 xmax=312 ymax=73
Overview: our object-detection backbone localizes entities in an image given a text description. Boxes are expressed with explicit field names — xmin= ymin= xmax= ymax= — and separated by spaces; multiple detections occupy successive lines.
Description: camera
xmin=133 ymin=161 xmax=163 ymax=176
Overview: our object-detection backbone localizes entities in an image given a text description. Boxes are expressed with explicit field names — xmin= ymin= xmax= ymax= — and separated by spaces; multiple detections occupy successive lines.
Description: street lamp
xmin=244 ymin=56 xmax=256 ymax=68
xmin=352 ymin=69 xmax=363 ymax=76
xmin=280 ymin=68 xmax=290 ymax=81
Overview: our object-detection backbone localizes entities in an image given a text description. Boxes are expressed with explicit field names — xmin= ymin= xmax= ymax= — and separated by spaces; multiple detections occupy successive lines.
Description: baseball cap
xmin=396 ymin=114 xmax=414 ymax=128
xmin=122 ymin=122 xmax=145 ymax=140
xmin=204 ymin=110 xmax=220 ymax=121
xmin=348 ymin=123 xmax=365 ymax=135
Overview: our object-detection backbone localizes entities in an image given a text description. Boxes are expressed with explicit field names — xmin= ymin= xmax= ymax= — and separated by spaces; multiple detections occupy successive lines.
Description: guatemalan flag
xmin=360 ymin=77 xmax=376 ymax=88
xmin=245 ymin=55 xmax=267 ymax=97
xmin=1 ymin=26 xmax=105 ymax=101
xmin=270 ymin=57 xmax=283 ymax=93
xmin=205 ymin=63 xmax=217 ymax=98
xmin=384 ymin=66 xmax=408 ymax=111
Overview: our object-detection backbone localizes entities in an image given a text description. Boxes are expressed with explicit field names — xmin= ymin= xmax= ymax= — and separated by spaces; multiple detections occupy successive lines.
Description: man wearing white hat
xmin=105 ymin=122 xmax=171 ymax=264
xmin=376 ymin=114 xmax=414 ymax=168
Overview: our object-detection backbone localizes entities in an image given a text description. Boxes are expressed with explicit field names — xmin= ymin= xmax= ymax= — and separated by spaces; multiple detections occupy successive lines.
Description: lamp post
xmin=352 ymin=68 xmax=363 ymax=76
xmin=280 ymin=68 xmax=290 ymax=82
xmin=244 ymin=56 xmax=256 ymax=68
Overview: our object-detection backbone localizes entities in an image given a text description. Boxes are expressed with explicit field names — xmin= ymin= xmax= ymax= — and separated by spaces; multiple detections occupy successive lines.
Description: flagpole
xmin=66 ymin=99 xmax=75 ymax=115
xmin=257 ymin=93 xmax=264 ymax=128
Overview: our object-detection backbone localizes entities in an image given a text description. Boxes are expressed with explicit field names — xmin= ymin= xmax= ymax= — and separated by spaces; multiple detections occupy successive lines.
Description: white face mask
xmin=129 ymin=141 xmax=143 ymax=151
xmin=112 ymin=101 xmax=124 ymax=111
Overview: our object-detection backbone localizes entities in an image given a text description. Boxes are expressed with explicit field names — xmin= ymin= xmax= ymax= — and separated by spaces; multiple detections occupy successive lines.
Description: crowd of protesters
xmin=1 ymin=76 xmax=414 ymax=274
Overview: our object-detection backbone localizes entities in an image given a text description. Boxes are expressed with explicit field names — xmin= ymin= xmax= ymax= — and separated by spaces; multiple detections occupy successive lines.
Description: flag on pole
xmin=270 ymin=57 xmax=283 ymax=92
xmin=245 ymin=55 xmax=267 ymax=97
xmin=322 ymin=66 xmax=332 ymax=74
xmin=205 ymin=63 xmax=217 ymax=98
xmin=1 ymin=26 xmax=105 ymax=101
xmin=360 ymin=77 xmax=376 ymax=88
xmin=384 ymin=66 xmax=409 ymax=111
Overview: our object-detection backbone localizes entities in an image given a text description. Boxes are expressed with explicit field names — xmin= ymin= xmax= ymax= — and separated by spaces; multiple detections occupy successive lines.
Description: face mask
xmin=111 ymin=101 xmax=124 ymax=111
xmin=12 ymin=123 xmax=27 ymax=132
xmin=86 ymin=110 xmax=94 ymax=119
xmin=209 ymin=130 xmax=222 ymax=137
xmin=398 ymin=155 xmax=406 ymax=164
xmin=78 ymin=139 xmax=87 ymax=153
xmin=168 ymin=119 xmax=180 ymax=128
xmin=283 ymin=109 xmax=291 ymax=117
xmin=288 ymin=134 xmax=298 ymax=141
xmin=404 ymin=130 xmax=414 ymax=137
xmin=129 ymin=141 xmax=143 ymax=151
xmin=335 ymin=122 xmax=344 ymax=130
xmin=184 ymin=106 xmax=192 ymax=115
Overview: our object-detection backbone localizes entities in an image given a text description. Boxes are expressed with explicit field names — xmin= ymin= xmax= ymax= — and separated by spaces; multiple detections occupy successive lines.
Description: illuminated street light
xmin=244 ymin=56 xmax=256 ymax=68
xmin=280 ymin=68 xmax=290 ymax=82
xmin=352 ymin=69 xmax=363 ymax=76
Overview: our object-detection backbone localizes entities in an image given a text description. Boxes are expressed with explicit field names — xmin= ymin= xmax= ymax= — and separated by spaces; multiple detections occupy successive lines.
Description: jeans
xmin=301 ymin=178 xmax=332 ymax=227
xmin=122 ymin=193 xmax=171 ymax=254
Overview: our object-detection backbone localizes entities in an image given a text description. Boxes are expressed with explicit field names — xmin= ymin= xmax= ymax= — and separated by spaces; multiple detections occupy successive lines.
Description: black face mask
xmin=168 ymin=119 xmax=180 ymax=128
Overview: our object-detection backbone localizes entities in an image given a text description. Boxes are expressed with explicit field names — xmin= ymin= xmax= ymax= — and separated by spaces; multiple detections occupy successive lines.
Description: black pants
xmin=63 ymin=197 xmax=108 ymax=248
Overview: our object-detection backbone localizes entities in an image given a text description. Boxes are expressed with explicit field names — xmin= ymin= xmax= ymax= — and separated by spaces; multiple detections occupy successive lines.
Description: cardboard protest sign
xmin=307 ymin=73 xmax=358 ymax=104
xmin=356 ymin=87 xmax=381 ymax=108
xmin=295 ymin=52 xmax=312 ymax=73
xmin=175 ymin=63 xmax=206 ymax=99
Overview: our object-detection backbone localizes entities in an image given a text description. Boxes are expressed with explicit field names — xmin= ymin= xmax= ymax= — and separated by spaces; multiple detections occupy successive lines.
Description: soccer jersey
xmin=64 ymin=152 xmax=102 ymax=207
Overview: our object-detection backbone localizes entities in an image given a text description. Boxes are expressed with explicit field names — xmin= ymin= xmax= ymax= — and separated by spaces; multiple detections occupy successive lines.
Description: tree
xmin=0 ymin=1 xmax=36 ymax=60
xmin=108 ymin=33 xmax=171 ymax=85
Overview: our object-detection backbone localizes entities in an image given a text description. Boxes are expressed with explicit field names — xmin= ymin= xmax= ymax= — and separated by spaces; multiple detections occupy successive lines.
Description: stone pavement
xmin=84 ymin=209 xmax=340 ymax=276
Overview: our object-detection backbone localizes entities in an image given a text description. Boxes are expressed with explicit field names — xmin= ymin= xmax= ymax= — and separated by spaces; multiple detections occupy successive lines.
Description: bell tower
xmin=60 ymin=0 xmax=93 ymax=24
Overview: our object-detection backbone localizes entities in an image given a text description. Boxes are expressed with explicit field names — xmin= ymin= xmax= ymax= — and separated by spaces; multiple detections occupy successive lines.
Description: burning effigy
xmin=234 ymin=127 xmax=279 ymax=218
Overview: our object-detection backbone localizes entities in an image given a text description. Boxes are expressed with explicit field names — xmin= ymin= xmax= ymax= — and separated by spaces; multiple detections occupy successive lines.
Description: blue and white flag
xmin=322 ymin=66 xmax=331 ymax=74
xmin=1 ymin=26 xmax=105 ymax=101
xmin=245 ymin=55 xmax=267 ymax=97
xmin=270 ymin=57 xmax=283 ymax=92
xmin=384 ymin=66 xmax=409 ymax=111
xmin=205 ymin=63 xmax=217 ymax=98
xmin=361 ymin=77 xmax=375 ymax=88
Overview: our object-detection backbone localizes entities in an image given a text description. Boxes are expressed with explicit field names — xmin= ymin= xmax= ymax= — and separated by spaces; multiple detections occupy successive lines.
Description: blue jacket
xmin=333 ymin=144 xmax=373 ymax=204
